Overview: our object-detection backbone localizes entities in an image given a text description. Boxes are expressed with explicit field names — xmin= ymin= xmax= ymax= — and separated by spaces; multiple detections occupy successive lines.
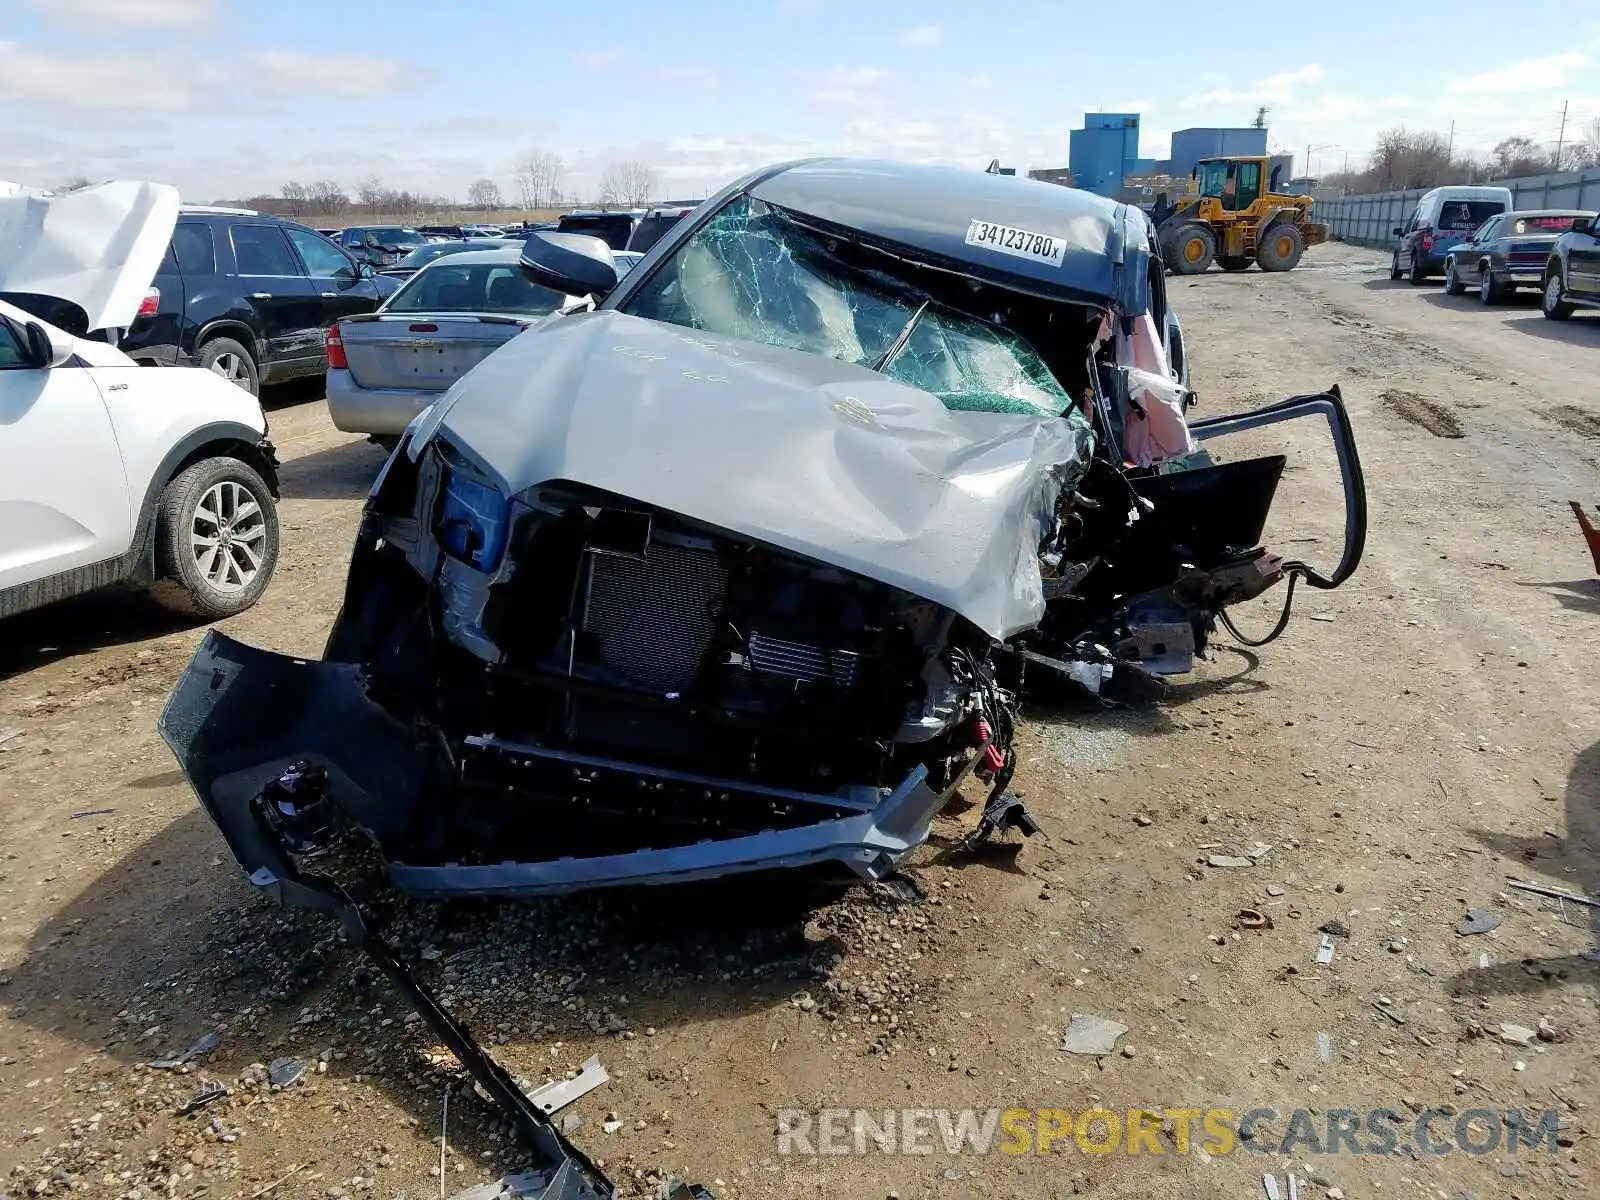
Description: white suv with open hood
xmin=1 ymin=181 xmax=281 ymax=619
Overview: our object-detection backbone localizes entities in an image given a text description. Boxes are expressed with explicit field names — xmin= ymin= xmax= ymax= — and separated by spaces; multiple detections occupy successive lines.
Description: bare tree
xmin=1490 ymin=135 xmax=1549 ymax=179
xmin=55 ymin=176 xmax=94 ymax=193
xmin=512 ymin=150 xmax=563 ymax=209
xmin=307 ymin=180 xmax=349 ymax=217
xmin=281 ymin=181 xmax=309 ymax=217
xmin=1569 ymin=118 xmax=1600 ymax=170
xmin=599 ymin=160 xmax=658 ymax=208
xmin=467 ymin=177 xmax=503 ymax=209
xmin=356 ymin=175 xmax=384 ymax=207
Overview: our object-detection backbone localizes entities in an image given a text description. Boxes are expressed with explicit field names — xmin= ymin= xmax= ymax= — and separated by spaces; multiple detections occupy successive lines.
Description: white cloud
xmin=1448 ymin=52 xmax=1588 ymax=94
xmin=577 ymin=47 xmax=626 ymax=71
xmin=0 ymin=42 xmax=192 ymax=111
xmin=807 ymin=66 xmax=891 ymax=107
xmin=658 ymin=65 xmax=720 ymax=90
xmin=20 ymin=0 xmax=213 ymax=26
xmin=1180 ymin=62 xmax=1325 ymax=108
xmin=250 ymin=52 xmax=408 ymax=97
xmin=899 ymin=25 xmax=943 ymax=48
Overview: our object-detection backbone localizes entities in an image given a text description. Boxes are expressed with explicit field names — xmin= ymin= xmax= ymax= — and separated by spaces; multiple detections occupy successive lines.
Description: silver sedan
xmin=325 ymin=246 xmax=588 ymax=442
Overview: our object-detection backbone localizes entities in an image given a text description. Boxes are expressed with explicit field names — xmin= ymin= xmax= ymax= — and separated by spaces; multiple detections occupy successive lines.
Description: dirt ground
xmin=1 ymin=241 xmax=1596 ymax=1200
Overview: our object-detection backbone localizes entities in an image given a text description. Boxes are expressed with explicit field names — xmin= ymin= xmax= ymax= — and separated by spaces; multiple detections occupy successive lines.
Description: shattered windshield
xmin=620 ymin=195 xmax=1074 ymax=417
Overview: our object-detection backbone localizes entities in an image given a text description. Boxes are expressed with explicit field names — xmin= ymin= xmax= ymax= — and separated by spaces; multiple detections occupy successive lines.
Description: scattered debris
xmin=1207 ymin=854 xmax=1255 ymax=869
xmin=1316 ymin=1031 xmax=1332 ymax=1063
xmin=1237 ymin=908 xmax=1274 ymax=930
xmin=1317 ymin=918 xmax=1350 ymax=938
xmin=176 ymin=1078 xmax=228 ymax=1116
xmin=69 ymin=808 xmax=115 ymax=819
xmin=1371 ymin=1001 xmax=1405 ymax=1026
xmin=523 ymin=1056 xmax=609 ymax=1116
xmin=1287 ymin=1174 xmax=1301 ymax=1200
xmin=1265 ymin=884 xmax=1286 ymax=897
xmin=1263 ymin=1173 xmax=1283 ymax=1200
xmin=248 ymin=1164 xmax=305 ymax=1199
xmin=602 ymin=1116 xmax=624 ymax=1135
xmin=1059 ymin=1013 xmax=1129 ymax=1056
xmin=147 ymin=1031 xmax=222 ymax=1070
xmin=1498 ymin=1023 xmax=1537 ymax=1047
xmin=1478 ymin=952 xmax=1492 ymax=970
xmin=0 ymin=727 xmax=22 ymax=750
xmin=267 ymin=1056 xmax=309 ymax=1088
xmin=1455 ymin=907 xmax=1500 ymax=936
xmin=1538 ymin=1017 xmax=1560 ymax=1043
xmin=1315 ymin=935 xmax=1335 ymax=966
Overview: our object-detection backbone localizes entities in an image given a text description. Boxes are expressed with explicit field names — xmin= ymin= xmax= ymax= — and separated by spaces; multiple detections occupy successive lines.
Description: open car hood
xmin=412 ymin=309 xmax=1094 ymax=640
xmin=0 ymin=180 xmax=179 ymax=333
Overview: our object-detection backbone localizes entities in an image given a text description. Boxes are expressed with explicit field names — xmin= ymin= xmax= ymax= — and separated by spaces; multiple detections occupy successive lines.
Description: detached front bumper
xmin=159 ymin=632 xmax=952 ymax=901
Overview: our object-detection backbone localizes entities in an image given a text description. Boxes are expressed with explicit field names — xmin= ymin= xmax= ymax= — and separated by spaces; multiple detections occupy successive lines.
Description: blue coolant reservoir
xmin=438 ymin=468 xmax=508 ymax=572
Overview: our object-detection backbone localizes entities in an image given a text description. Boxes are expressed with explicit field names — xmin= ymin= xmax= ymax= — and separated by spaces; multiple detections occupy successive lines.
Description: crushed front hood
xmin=414 ymin=310 xmax=1093 ymax=639
xmin=0 ymin=180 xmax=179 ymax=333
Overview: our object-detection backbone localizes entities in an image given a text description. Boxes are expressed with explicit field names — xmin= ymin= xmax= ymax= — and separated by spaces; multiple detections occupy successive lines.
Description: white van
xmin=1390 ymin=185 xmax=1514 ymax=283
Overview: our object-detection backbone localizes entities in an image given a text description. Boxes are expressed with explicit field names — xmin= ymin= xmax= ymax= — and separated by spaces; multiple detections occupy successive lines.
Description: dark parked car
xmin=555 ymin=209 xmax=642 ymax=250
xmin=337 ymin=226 xmax=430 ymax=266
xmin=1443 ymin=210 xmax=1593 ymax=304
xmin=625 ymin=204 xmax=700 ymax=253
xmin=118 ymin=208 xmax=399 ymax=395
xmin=377 ymin=239 xmax=519 ymax=282
xmin=1541 ymin=212 xmax=1600 ymax=320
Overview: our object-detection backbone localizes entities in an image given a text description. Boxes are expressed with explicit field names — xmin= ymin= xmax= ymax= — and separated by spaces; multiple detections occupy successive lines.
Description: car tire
xmin=148 ymin=456 xmax=279 ymax=619
xmin=1255 ymin=224 xmax=1304 ymax=272
xmin=1166 ymin=223 xmax=1216 ymax=275
xmin=1408 ymin=253 xmax=1429 ymax=285
xmin=198 ymin=336 xmax=260 ymax=397
xmin=1478 ymin=267 xmax=1501 ymax=305
xmin=1390 ymin=251 xmax=1403 ymax=281
xmin=1443 ymin=260 xmax=1465 ymax=295
xmin=1541 ymin=268 xmax=1574 ymax=321
xmin=1217 ymin=256 xmax=1252 ymax=272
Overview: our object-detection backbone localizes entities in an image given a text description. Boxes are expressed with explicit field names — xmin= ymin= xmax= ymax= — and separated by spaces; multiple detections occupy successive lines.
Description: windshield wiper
xmin=869 ymin=299 xmax=929 ymax=373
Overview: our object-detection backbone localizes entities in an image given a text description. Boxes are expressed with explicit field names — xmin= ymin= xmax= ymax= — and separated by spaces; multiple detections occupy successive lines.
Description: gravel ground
xmin=1 ymin=242 xmax=1596 ymax=1200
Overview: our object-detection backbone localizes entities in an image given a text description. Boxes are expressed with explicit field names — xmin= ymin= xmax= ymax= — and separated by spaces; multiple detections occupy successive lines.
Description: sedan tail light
xmin=136 ymin=287 xmax=160 ymax=319
xmin=326 ymin=324 xmax=348 ymax=370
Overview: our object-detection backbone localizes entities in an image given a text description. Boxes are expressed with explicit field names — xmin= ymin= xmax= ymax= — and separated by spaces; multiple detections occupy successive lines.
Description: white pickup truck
xmin=1 ymin=181 xmax=281 ymax=619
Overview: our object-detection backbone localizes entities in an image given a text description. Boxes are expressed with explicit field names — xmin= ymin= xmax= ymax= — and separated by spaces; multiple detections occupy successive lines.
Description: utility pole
xmin=1554 ymin=99 xmax=1569 ymax=171
xmin=1447 ymin=120 xmax=1455 ymax=161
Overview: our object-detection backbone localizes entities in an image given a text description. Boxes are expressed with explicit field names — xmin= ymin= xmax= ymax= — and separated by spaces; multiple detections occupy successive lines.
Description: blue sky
xmin=3 ymin=0 xmax=1597 ymax=202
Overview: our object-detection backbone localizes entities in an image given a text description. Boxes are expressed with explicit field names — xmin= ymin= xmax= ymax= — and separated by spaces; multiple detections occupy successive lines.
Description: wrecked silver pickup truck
xmin=164 ymin=159 xmax=1363 ymax=903
xmin=160 ymin=159 xmax=1364 ymax=1195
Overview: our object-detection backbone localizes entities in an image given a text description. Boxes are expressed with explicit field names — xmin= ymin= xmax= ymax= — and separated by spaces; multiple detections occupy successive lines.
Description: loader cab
xmin=1196 ymin=158 xmax=1263 ymax=213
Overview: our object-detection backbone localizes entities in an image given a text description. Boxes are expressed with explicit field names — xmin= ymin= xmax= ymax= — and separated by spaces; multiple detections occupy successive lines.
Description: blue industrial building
xmin=1068 ymin=113 xmax=1158 ymax=197
xmin=1167 ymin=127 xmax=1270 ymax=178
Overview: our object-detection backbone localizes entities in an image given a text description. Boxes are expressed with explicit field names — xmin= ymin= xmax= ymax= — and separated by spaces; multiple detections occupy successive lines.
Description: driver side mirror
xmin=518 ymin=231 xmax=619 ymax=298
xmin=1392 ymin=226 xmax=1403 ymax=237
xmin=23 ymin=321 xmax=75 ymax=369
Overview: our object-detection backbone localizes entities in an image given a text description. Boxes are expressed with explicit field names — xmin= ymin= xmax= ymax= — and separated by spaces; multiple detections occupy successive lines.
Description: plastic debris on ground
xmin=176 ymin=1078 xmax=228 ymax=1116
xmin=268 ymin=1056 xmax=309 ymax=1087
xmin=1059 ymin=1013 xmax=1129 ymax=1056
xmin=1455 ymin=907 xmax=1500 ymax=936
xmin=1315 ymin=935 xmax=1335 ymax=966
xmin=147 ymin=1031 xmax=222 ymax=1070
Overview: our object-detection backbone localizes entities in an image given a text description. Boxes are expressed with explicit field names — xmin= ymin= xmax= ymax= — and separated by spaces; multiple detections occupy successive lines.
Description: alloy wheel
xmin=190 ymin=480 xmax=267 ymax=592
xmin=208 ymin=351 xmax=251 ymax=389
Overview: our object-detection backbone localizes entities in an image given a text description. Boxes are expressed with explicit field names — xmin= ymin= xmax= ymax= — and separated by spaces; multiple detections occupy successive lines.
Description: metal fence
xmin=1311 ymin=169 xmax=1600 ymax=249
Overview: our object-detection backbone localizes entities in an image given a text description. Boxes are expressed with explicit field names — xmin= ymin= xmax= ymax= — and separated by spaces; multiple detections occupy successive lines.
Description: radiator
xmin=582 ymin=542 xmax=727 ymax=693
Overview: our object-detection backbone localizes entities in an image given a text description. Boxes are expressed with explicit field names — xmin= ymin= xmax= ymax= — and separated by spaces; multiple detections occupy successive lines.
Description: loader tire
xmin=1167 ymin=224 xmax=1215 ymax=275
xmin=1256 ymin=224 xmax=1305 ymax=272
xmin=1218 ymin=256 xmax=1253 ymax=272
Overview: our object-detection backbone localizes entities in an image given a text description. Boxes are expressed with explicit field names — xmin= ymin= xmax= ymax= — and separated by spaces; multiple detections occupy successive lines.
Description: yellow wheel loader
xmin=1154 ymin=156 xmax=1327 ymax=275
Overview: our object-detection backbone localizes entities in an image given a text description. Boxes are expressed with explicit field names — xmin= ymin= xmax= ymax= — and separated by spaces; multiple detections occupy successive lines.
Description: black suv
xmin=1541 ymin=212 xmax=1600 ymax=320
xmin=120 ymin=207 xmax=398 ymax=395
